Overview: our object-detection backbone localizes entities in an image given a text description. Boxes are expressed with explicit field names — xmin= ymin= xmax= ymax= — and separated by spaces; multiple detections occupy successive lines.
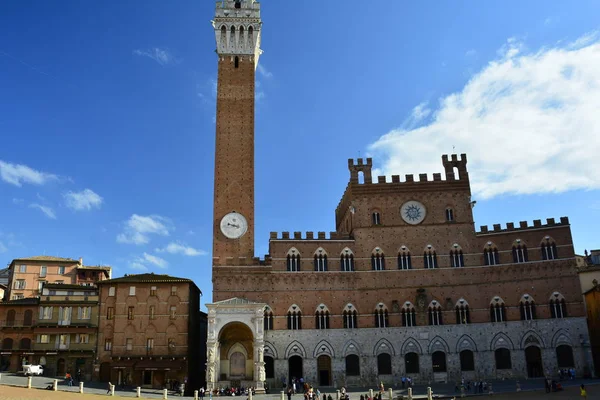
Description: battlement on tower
xmin=347 ymin=154 xmax=468 ymax=186
xmin=477 ymin=217 xmax=570 ymax=235
xmin=269 ymin=231 xmax=353 ymax=241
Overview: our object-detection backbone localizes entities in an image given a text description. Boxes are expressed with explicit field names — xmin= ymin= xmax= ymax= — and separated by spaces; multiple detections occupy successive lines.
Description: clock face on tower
xmin=220 ymin=212 xmax=248 ymax=239
xmin=401 ymin=201 xmax=427 ymax=225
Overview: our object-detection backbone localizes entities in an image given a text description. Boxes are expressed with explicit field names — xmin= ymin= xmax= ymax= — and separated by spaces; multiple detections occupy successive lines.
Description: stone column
xmin=206 ymin=342 xmax=218 ymax=392
xmin=254 ymin=341 xmax=266 ymax=393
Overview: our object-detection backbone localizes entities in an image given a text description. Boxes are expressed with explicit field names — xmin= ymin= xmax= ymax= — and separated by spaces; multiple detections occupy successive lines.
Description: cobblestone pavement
xmin=1 ymin=373 xmax=599 ymax=400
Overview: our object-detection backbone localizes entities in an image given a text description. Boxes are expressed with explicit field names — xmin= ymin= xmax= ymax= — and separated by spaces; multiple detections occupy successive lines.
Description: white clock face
xmin=220 ymin=212 xmax=248 ymax=239
xmin=401 ymin=201 xmax=427 ymax=225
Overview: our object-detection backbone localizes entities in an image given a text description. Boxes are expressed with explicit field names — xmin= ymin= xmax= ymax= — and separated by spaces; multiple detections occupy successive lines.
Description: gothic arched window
xmin=484 ymin=242 xmax=500 ymax=266
xmin=541 ymin=237 xmax=558 ymax=260
xmin=549 ymin=292 xmax=567 ymax=318
xmin=371 ymin=249 xmax=385 ymax=271
xmin=490 ymin=297 xmax=506 ymax=323
xmin=512 ymin=241 xmax=528 ymax=263
xmin=374 ymin=303 xmax=389 ymax=328
xmin=315 ymin=304 xmax=330 ymax=329
xmin=428 ymin=301 xmax=443 ymax=326
xmin=424 ymin=246 xmax=438 ymax=269
xmin=401 ymin=302 xmax=416 ymax=327
xmin=287 ymin=305 xmax=302 ymax=330
xmin=314 ymin=248 xmax=328 ymax=272
xmin=450 ymin=245 xmax=464 ymax=267
xmin=398 ymin=247 xmax=412 ymax=270
xmin=263 ymin=306 xmax=273 ymax=331
xmin=343 ymin=304 xmax=358 ymax=329
xmin=519 ymin=295 xmax=536 ymax=321
xmin=455 ymin=299 xmax=470 ymax=324
xmin=340 ymin=248 xmax=355 ymax=272
xmin=286 ymin=248 xmax=300 ymax=272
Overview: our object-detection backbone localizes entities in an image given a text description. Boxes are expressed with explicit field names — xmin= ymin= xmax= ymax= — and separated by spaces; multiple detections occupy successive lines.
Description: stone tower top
xmin=213 ymin=0 xmax=262 ymax=64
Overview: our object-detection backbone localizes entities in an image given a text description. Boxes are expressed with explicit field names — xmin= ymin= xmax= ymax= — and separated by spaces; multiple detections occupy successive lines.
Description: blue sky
xmin=1 ymin=1 xmax=600 ymax=307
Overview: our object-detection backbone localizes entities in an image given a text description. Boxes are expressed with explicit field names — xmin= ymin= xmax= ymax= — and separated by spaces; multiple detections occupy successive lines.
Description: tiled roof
xmin=100 ymin=273 xmax=193 ymax=284
xmin=13 ymin=256 xmax=78 ymax=263
xmin=44 ymin=283 xmax=99 ymax=291
xmin=212 ymin=297 xmax=261 ymax=305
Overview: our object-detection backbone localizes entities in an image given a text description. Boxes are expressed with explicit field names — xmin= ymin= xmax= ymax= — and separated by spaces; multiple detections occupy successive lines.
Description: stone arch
xmin=287 ymin=247 xmax=301 ymax=256
xmin=340 ymin=247 xmax=354 ymax=256
xmin=456 ymin=334 xmax=477 ymax=352
xmin=228 ymin=342 xmax=249 ymax=359
xmin=401 ymin=337 xmax=423 ymax=355
xmin=521 ymin=330 xmax=545 ymax=349
xmin=551 ymin=330 xmax=572 ymax=348
xmin=490 ymin=332 xmax=514 ymax=351
xmin=428 ymin=336 xmax=450 ymax=354
xmin=373 ymin=338 xmax=396 ymax=356
xmin=285 ymin=340 xmax=306 ymax=359
xmin=342 ymin=340 xmax=361 ymax=356
xmin=264 ymin=341 xmax=278 ymax=359
xmin=314 ymin=247 xmax=328 ymax=256
xmin=313 ymin=340 xmax=335 ymax=358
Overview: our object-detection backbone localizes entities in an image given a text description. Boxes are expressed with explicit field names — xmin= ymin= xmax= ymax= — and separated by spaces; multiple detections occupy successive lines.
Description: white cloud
xmin=142 ymin=252 xmax=168 ymax=268
xmin=64 ymin=189 xmax=103 ymax=211
xmin=569 ymin=30 xmax=599 ymax=49
xmin=133 ymin=48 xmax=179 ymax=66
xmin=29 ymin=203 xmax=57 ymax=219
xmin=156 ymin=242 xmax=207 ymax=256
xmin=116 ymin=214 xmax=171 ymax=245
xmin=465 ymin=49 xmax=477 ymax=57
xmin=130 ymin=261 xmax=148 ymax=271
xmin=0 ymin=160 xmax=58 ymax=187
xmin=12 ymin=198 xmax=24 ymax=205
xmin=257 ymin=63 xmax=273 ymax=79
xmin=368 ymin=33 xmax=600 ymax=199
xmin=0 ymin=241 xmax=7 ymax=253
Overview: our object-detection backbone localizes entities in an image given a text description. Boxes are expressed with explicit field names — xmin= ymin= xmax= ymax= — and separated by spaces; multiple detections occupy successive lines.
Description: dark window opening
xmin=495 ymin=348 xmax=512 ymax=370
xmin=405 ymin=353 xmax=419 ymax=374
xmin=377 ymin=353 xmax=392 ymax=375
xmin=460 ymin=350 xmax=475 ymax=371
xmin=234 ymin=56 xmax=239 ymax=69
xmin=345 ymin=354 xmax=360 ymax=376
xmin=432 ymin=351 xmax=447 ymax=372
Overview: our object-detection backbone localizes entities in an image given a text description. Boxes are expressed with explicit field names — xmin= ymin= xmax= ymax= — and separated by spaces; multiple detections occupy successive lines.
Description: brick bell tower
xmin=212 ymin=0 xmax=262 ymax=265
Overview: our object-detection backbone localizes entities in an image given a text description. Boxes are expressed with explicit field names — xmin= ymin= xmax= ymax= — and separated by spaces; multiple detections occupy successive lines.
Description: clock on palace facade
xmin=401 ymin=200 xmax=427 ymax=225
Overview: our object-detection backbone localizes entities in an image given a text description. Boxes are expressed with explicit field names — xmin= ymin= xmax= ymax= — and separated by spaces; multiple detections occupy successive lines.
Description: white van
xmin=22 ymin=365 xmax=44 ymax=376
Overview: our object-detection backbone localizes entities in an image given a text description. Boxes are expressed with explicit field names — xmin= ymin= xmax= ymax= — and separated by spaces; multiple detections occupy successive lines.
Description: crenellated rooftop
xmin=477 ymin=217 xmax=570 ymax=235
xmin=269 ymin=231 xmax=353 ymax=241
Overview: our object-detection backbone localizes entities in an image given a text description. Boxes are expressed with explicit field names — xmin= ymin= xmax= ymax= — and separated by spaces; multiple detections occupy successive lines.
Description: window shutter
xmin=54 ymin=335 xmax=59 ymax=349
xmin=39 ymin=307 xmax=44 ymax=320
xmin=75 ymin=334 xmax=80 ymax=344
xmin=58 ymin=307 xmax=63 ymax=322
xmin=36 ymin=335 xmax=40 ymax=343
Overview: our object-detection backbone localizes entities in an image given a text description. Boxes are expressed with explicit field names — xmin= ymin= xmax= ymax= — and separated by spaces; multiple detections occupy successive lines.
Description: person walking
xmin=107 ymin=381 xmax=112 ymax=395
xmin=580 ymin=384 xmax=587 ymax=400
xmin=66 ymin=372 xmax=73 ymax=387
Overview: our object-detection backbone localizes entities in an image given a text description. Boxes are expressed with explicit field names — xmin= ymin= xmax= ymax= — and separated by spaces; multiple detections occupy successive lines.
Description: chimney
xmin=79 ymin=257 xmax=83 ymax=265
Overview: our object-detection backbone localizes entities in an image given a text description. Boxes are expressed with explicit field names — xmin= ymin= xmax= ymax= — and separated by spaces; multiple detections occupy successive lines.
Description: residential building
xmin=96 ymin=273 xmax=205 ymax=395
xmin=0 ymin=283 xmax=6 ymax=303
xmin=6 ymin=256 xmax=110 ymax=300
xmin=205 ymin=0 xmax=594 ymax=392
xmin=580 ymin=250 xmax=600 ymax=377
xmin=0 ymin=298 xmax=38 ymax=372
xmin=32 ymin=284 xmax=100 ymax=378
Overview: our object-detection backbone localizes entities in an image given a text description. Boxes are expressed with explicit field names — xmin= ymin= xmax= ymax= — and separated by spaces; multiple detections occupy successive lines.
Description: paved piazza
xmin=1 ymin=374 xmax=599 ymax=400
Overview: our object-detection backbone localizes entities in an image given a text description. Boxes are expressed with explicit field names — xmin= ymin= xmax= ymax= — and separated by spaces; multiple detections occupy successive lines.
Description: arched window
xmin=345 ymin=354 xmax=360 ymax=376
xmin=230 ymin=26 xmax=236 ymax=48
xmin=484 ymin=242 xmax=500 ymax=265
xmin=286 ymin=248 xmax=300 ymax=272
xmin=495 ymin=348 xmax=512 ymax=369
xmin=424 ymin=246 xmax=438 ymax=269
xmin=549 ymin=292 xmax=567 ymax=318
xmin=20 ymin=338 xmax=31 ymax=350
xmin=234 ymin=0 xmax=241 ymax=9
xmin=450 ymin=245 xmax=464 ymax=267
xmin=315 ymin=304 xmax=330 ymax=329
xmin=6 ymin=309 xmax=16 ymax=327
xmin=541 ymin=237 xmax=558 ymax=260
xmin=512 ymin=241 xmax=528 ymax=263
xmin=343 ymin=304 xmax=358 ymax=329
xmin=428 ymin=301 xmax=443 ymax=326
xmin=372 ymin=211 xmax=381 ymax=226
xmin=401 ymin=302 xmax=416 ymax=327
xmin=234 ymin=56 xmax=240 ymax=68
xmin=340 ymin=248 xmax=355 ymax=272
xmin=371 ymin=249 xmax=385 ymax=271
xmin=374 ymin=303 xmax=389 ymax=328
xmin=23 ymin=310 xmax=33 ymax=326
xmin=405 ymin=352 xmax=419 ymax=374
xmin=490 ymin=297 xmax=506 ymax=323
xmin=432 ymin=351 xmax=447 ymax=372
xmin=314 ymin=248 xmax=328 ymax=272
xmin=460 ymin=350 xmax=475 ymax=371
xmin=1 ymin=338 xmax=13 ymax=350
xmin=263 ymin=306 xmax=273 ymax=331
xmin=377 ymin=353 xmax=392 ymax=375
xmin=287 ymin=305 xmax=302 ymax=330
xmin=455 ymin=299 xmax=470 ymax=324
xmin=446 ymin=208 xmax=454 ymax=222
xmin=398 ymin=247 xmax=412 ymax=270
xmin=556 ymin=345 xmax=575 ymax=369
xmin=519 ymin=295 xmax=536 ymax=321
